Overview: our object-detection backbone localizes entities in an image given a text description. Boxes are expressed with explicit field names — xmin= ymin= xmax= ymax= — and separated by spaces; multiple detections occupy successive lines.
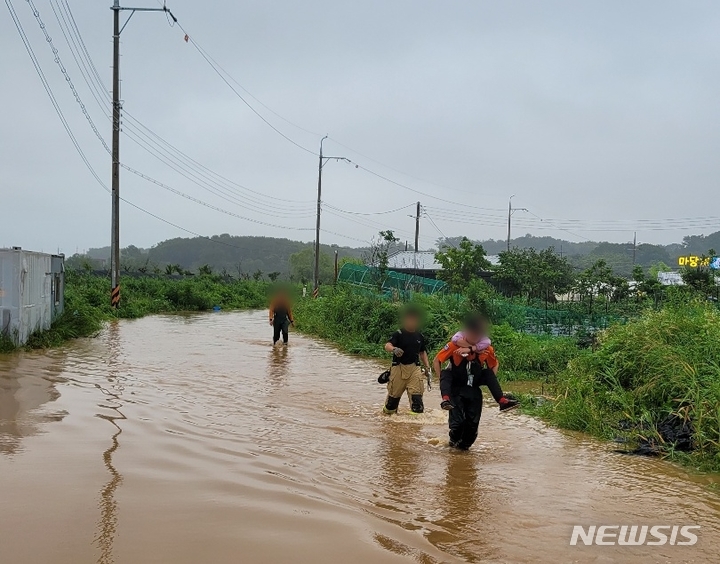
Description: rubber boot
xmin=410 ymin=394 xmax=424 ymax=414
xmin=384 ymin=395 xmax=401 ymax=414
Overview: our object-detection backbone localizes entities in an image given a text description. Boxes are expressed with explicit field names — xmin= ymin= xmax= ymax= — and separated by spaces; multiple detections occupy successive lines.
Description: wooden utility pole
xmin=334 ymin=250 xmax=339 ymax=284
xmin=506 ymin=197 xmax=512 ymax=252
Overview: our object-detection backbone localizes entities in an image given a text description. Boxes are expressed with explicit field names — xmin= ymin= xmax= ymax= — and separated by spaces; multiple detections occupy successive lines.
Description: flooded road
xmin=1 ymin=311 xmax=719 ymax=563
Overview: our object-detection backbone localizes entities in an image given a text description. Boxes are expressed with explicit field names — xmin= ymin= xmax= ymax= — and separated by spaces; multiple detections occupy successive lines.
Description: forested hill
xmin=148 ymin=235 xmax=364 ymax=276
xmin=73 ymin=230 xmax=720 ymax=279
xmin=445 ymin=232 xmax=720 ymax=276
xmin=79 ymin=235 xmax=364 ymax=278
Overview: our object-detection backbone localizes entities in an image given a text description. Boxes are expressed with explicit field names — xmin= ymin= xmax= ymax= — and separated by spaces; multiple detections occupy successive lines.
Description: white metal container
xmin=0 ymin=248 xmax=64 ymax=346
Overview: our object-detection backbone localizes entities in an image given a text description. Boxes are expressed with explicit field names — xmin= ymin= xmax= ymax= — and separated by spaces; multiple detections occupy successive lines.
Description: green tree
xmin=434 ymin=237 xmax=491 ymax=293
xmin=364 ymin=230 xmax=400 ymax=290
xmin=632 ymin=265 xmax=662 ymax=301
xmin=648 ymin=261 xmax=671 ymax=280
xmin=681 ymin=249 xmax=717 ymax=295
xmin=268 ymin=272 xmax=281 ymax=282
xmin=494 ymin=247 xmax=574 ymax=304
xmin=289 ymin=247 xmax=334 ymax=284
xmin=573 ymin=259 xmax=616 ymax=314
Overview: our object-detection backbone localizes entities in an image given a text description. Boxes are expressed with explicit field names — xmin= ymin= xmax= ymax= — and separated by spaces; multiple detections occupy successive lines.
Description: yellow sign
xmin=678 ymin=256 xmax=710 ymax=267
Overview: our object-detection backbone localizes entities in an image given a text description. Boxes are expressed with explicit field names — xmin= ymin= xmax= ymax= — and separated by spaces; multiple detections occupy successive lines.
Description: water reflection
xmin=429 ymin=452 xmax=494 ymax=562
xmin=375 ymin=420 xmax=423 ymax=510
xmin=94 ymin=321 xmax=125 ymax=564
xmin=0 ymin=351 xmax=66 ymax=455
xmin=266 ymin=345 xmax=290 ymax=385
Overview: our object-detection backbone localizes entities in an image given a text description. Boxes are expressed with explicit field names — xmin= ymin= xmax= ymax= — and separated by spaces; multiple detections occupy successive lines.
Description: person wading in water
xmin=269 ymin=291 xmax=294 ymax=346
xmin=382 ymin=306 xmax=432 ymax=415
xmin=433 ymin=315 xmax=517 ymax=450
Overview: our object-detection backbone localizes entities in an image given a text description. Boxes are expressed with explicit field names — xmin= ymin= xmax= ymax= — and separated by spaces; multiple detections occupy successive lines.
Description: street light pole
xmin=313 ymin=137 xmax=349 ymax=297
xmin=109 ymin=1 xmax=176 ymax=308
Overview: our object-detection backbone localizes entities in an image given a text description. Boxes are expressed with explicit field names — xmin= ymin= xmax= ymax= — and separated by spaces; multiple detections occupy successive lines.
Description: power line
xmin=174 ymin=23 xmax=316 ymax=156
xmin=424 ymin=211 xmax=450 ymax=242
xmin=322 ymin=208 xmax=432 ymax=245
xmin=21 ymin=0 xmax=720 ymax=249
xmin=119 ymin=163 xmax=315 ymax=231
xmin=6 ymin=0 xmax=312 ymax=254
xmin=144 ymin=4 xmax=502 ymax=201
xmin=120 ymin=198 xmax=262 ymax=251
xmin=49 ymin=0 xmax=316 ymax=212
xmin=320 ymin=228 xmax=370 ymax=245
xmin=4 ymin=0 xmax=108 ymax=190
xmin=23 ymin=0 xmax=315 ymax=231
xmin=350 ymin=162 xmax=509 ymax=211
xmin=324 ymin=203 xmax=415 ymax=216
xmin=136 ymin=3 xmax=720 ymax=234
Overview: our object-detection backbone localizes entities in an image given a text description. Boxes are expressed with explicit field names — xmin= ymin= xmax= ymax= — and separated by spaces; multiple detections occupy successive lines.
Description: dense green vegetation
xmin=527 ymin=300 xmax=720 ymax=471
xmin=0 ymin=271 xmax=269 ymax=353
xmin=295 ymin=282 xmax=720 ymax=472
xmin=66 ymin=236 xmax=363 ymax=279
xmin=69 ymin=230 xmax=720 ymax=281
xmin=293 ymin=284 xmax=578 ymax=382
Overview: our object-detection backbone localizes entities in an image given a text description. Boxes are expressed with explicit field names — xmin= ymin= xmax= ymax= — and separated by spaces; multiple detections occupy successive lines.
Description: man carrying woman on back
xmin=432 ymin=314 xmax=518 ymax=450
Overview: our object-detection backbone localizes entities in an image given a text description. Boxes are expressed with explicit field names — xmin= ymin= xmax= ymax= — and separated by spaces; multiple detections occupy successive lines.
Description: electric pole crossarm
xmin=320 ymin=157 xmax=350 ymax=169
xmin=116 ymin=5 xmax=176 ymax=36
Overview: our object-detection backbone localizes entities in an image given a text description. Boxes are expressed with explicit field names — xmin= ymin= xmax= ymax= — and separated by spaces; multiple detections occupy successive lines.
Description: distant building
xmin=387 ymin=251 xmax=441 ymax=278
xmin=0 ymin=248 xmax=65 ymax=345
xmin=387 ymin=250 xmax=499 ymax=280
xmin=658 ymin=271 xmax=684 ymax=286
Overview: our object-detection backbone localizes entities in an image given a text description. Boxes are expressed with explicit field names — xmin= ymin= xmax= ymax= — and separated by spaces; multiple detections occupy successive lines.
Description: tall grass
xmin=293 ymin=284 xmax=578 ymax=381
xmin=532 ymin=300 xmax=720 ymax=470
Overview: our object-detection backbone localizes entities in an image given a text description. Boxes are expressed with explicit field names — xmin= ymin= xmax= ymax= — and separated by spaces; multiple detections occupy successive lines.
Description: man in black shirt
xmin=382 ymin=306 xmax=431 ymax=414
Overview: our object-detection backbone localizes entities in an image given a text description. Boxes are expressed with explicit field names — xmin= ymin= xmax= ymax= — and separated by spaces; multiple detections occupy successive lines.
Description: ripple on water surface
xmin=1 ymin=311 xmax=719 ymax=564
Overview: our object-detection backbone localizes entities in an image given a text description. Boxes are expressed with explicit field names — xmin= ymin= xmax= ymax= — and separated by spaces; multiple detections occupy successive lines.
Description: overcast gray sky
xmin=2 ymin=0 xmax=719 ymax=253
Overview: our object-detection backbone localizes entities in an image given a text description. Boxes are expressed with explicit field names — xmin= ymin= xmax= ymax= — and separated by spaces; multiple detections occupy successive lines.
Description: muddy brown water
xmin=1 ymin=311 xmax=719 ymax=564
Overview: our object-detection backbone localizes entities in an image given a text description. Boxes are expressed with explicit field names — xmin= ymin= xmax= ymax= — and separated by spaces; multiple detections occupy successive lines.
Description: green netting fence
xmin=336 ymin=263 xmax=630 ymax=335
xmin=484 ymin=300 xmax=630 ymax=336
xmin=337 ymin=263 xmax=448 ymax=297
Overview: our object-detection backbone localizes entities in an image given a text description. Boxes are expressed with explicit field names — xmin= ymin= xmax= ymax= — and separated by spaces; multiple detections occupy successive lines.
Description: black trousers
xmin=447 ymin=385 xmax=483 ymax=450
xmin=273 ymin=320 xmax=289 ymax=344
xmin=440 ymin=367 xmax=503 ymax=450
xmin=439 ymin=367 xmax=504 ymax=403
